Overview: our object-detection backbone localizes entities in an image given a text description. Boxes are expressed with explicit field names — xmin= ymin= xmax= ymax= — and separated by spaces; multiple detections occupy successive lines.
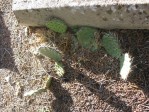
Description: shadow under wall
xmin=0 ymin=11 xmax=18 ymax=72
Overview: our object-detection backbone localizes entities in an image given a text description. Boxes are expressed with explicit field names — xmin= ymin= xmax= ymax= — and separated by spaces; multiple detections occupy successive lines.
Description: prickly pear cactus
xmin=119 ymin=54 xmax=125 ymax=69
xmin=76 ymin=27 xmax=98 ymax=51
xmin=38 ymin=47 xmax=62 ymax=62
xmin=54 ymin=62 xmax=65 ymax=77
xmin=46 ymin=19 xmax=67 ymax=33
xmin=102 ymin=33 xmax=122 ymax=58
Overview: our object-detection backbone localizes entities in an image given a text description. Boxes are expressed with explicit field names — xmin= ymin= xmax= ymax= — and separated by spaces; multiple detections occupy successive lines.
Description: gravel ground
xmin=0 ymin=0 xmax=149 ymax=112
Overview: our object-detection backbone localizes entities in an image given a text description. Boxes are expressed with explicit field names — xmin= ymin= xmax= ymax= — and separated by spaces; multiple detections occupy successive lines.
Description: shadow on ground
xmin=64 ymin=62 xmax=132 ymax=112
xmin=45 ymin=28 xmax=149 ymax=112
xmin=49 ymin=63 xmax=132 ymax=112
xmin=49 ymin=78 xmax=73 ymax=112
xmin=44 ymin=29 xmax=149 ymax=112
xmin=0 ymin=11 xmax=18 ymax=72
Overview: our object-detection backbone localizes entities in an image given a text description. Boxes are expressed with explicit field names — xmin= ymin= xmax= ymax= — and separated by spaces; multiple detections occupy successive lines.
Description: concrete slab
xmin=13 ymin=0 xmax=149 ymax=29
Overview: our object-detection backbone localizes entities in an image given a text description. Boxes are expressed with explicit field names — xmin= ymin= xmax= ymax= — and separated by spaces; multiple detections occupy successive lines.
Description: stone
xmin=12 ymin=0 xmax=149 ymax=29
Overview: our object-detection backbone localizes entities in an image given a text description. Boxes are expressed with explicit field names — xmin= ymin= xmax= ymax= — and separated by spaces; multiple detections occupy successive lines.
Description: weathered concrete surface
xmin=13 ymin=0 xmax=149 ymax=29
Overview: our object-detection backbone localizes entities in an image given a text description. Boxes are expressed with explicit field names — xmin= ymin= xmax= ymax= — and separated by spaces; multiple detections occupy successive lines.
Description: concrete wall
xmin=13 ymin=0 xmax=149 ymax=29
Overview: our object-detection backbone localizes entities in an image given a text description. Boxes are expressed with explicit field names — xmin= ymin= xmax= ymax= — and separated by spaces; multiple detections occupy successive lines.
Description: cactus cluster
xmin=46 ymin=19 xmax=67 ymax=33
xmin=76 ymin=27 xmax=99 ymax=51
xmin=28 ymin=17 xmax=132 ymax=97
xmin=102 ymin=33 xmax=122 ymax=59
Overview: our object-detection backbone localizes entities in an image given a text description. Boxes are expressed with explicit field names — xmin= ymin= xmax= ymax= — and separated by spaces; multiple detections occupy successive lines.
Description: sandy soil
xmin=0 ymin=0 xmax=149 ymax=112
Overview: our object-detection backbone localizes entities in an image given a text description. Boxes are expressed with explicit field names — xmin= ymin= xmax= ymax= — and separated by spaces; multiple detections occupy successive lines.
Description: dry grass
xmin=0 ymin=0 xmax=149 ymax=112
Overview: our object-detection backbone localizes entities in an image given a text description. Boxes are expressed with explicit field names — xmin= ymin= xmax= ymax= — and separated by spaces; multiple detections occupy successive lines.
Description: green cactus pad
xmin=76 ymin=27 xmax=98 ymax=51
xmin=54 ymin=62 xmax=65 ymax=77
xmin=102 ymin=33 xmax=122 ymax=58
xmin=119 ymin=54 xmax=125 ymax=70
xmin=38 ymin=47 xmax=62 ymax=62
xmin=46 ymin=19 xmax=67 ymax=33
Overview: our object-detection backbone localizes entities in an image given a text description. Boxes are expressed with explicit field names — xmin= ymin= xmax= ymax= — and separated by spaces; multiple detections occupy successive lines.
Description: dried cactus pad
xmin=46 ymin=19 xmax=67 ymax=33
xmin=102 ymin=33 xmax=122 ymax=58
xmin=38 ymin=47 xmax=62 ymax=62
xmin=76 ymin=27 xmax=98 ymax=51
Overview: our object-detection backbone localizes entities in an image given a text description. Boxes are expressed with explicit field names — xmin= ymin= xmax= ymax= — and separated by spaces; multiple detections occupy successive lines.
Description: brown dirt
xmin=0 ymin=0 xmax=149 ymax=112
